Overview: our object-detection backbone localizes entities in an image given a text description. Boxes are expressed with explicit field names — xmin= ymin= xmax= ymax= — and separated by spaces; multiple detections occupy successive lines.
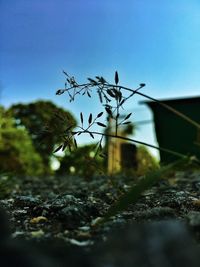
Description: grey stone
xmin=94 ymin=220 xmax=200 ymax=267
xmin=187 ymin=211 xmax=200 ymax=227
xmin=14 ymin=196 xmax=41 ymax=208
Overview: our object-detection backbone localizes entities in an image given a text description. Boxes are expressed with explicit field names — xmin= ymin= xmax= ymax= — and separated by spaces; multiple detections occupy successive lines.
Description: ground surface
xmin=1 ymin=170 xmax=200 ymax=266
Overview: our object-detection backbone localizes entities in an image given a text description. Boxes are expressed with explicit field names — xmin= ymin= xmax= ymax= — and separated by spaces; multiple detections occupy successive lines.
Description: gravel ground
xmin=1 ymin=170 xmax=200 ymax=266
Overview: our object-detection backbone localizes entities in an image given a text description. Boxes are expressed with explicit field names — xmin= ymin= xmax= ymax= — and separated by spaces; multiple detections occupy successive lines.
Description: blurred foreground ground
xmin=1 ymin=171 xmax=200 ymax=266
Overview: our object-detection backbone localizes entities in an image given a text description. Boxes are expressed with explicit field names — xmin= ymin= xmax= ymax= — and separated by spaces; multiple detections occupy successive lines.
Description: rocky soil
xmin=1 ymin=170 xmax=200 ymax=266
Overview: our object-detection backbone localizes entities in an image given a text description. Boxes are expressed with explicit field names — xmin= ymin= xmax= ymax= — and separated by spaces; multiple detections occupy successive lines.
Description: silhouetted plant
xmin=55 ymin=71 xmax=192 ymax=159
xmin=55 ymin=71 xmax=200 ymax=222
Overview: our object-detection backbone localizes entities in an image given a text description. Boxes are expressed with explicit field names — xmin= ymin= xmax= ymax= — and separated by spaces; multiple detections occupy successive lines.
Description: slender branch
xmin=58 ymin=81 xmax=200 ymax=130
xmin=115 ymin=86 xmax=120 ymax=136
xmin=58 ymin=73 xmax=200 ymax=163
xmin=107 ymin=84 xmax=200 ymax=130
xmin=73 ymin=130 xmax=187 ymax=159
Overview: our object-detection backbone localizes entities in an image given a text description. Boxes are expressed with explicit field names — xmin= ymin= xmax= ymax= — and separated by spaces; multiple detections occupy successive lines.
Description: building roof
xmin=140 ymin=95 xmax=200 ymax=106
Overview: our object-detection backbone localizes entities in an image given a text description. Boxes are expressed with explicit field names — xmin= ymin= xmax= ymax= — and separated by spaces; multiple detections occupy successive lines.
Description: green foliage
xmin=57 ymin=144 xmax=105 ymax=178
xmin=0 ymin=106 xmax=44 ymax=176
xmin=120 ymin=123 xmax=135 ymax=136
xmin=136 ymin=146 xmax=159 ymax=175
xmin=0 ymin=173 xmax=17 ymax=199
xmin=8 ymin=100 xmax=76 ymax=173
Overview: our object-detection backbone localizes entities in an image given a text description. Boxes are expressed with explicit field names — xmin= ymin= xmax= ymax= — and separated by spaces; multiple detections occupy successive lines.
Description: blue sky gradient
xmin=1 ymin=0 xmax=200 ymax=156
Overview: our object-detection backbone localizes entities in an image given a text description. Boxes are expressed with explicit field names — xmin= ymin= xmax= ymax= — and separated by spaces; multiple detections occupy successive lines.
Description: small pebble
xmin=30 ymin=216 xmax=48 ymax=224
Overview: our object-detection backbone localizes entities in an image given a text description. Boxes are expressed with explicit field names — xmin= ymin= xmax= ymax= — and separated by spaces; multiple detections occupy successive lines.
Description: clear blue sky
xmin=1 ymin=0 xmax=200 ymax=157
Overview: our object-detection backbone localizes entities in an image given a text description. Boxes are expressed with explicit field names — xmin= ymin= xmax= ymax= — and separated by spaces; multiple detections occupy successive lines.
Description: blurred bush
xmin=0 ymin=106 xmax=44 ymax=176
xmin=8 ymin=100 xmax=76 ymax=174
xmin=57 ymin=143 xmax=158 ymax=178
xmin=56 ymin=144 xmax=105 ymax=178
xmin=136 ymin=145 xmax=159 ymax=175
xmin=0 ymin=173 xmax=18 ymax=199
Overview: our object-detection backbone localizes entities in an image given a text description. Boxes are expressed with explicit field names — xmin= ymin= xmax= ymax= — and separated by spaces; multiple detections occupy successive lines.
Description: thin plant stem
xmin=73 ymin=130 xmax=187 ymax=160
xmin=59 ymin=81 xmax=200 ymax=129
xmin=115 ymin=86 xmax=120 ymax=136
xmin=107 ymin=84 xmax=200 ymax=130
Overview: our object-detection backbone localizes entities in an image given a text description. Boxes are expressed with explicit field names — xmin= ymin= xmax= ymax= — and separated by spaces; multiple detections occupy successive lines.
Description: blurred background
xmin=1 ymin=0 xmax=200 ymax=176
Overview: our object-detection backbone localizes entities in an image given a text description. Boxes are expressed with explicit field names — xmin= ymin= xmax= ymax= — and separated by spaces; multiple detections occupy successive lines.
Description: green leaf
xmin=88 ymin=113 xmax=92 ymax=124
xmin=68 ymin=143 xmax=72 ymax=152
xmin=99 ymin=143 xmax=103 ymax=150
xmin=87 ymin=78 xmax=97 ymax=85
xmin=97 ymin=90 xmax=103 ymax=103
xmin=89 ymin=132 xmax=94 ymax=139
xmin=80 ymin=112 xmax=83 ymax=125
xmin=140 ymin=83 xmax=146 ymax=87
xmin=105 ymin=107 xmax=112 ymax=116
xmin=56 ymin=89 xmax=64 ymax=95
xmin=97 ymin=112 xmax=103 ymax=118
xmin=53 ymin=145 xmax=63 ymax=153
xmin=62 ymin=142 xmax=68 ymax=151
xmin=100 ymin=77 xmax=107 ymax=84
xmin=119 ymin=99 xmax=125 ymax=106
xmin=63 ymin=70 xmax=69 ymax=77
xmin=124 ymin=113 xmax=132 ymax=120
xmin=115 ymin=71 xmax=119 ymax=85
xmin=65 ymin=125 xmax=73 ymax=132
xmin=112 ymin=88 xmax=119 ymax=96
xmin=107 ymin=89 xmax=116 ymax=98
xmin=118 ymin=90 xmax=122 ymax=102
xmin=122 ymin=121 xmax=131 ymax=125
xmin=97 ymin=122 xmax=107 ymax=127
xmin=74 ymin=138 xmax=78 ymax=148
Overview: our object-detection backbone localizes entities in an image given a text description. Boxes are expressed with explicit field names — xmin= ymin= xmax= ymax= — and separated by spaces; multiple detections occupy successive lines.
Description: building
xmin=143 ymin=96 xmax=200 ymax=163
xmin=106 ymin=118 xmax=137 ymax=175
